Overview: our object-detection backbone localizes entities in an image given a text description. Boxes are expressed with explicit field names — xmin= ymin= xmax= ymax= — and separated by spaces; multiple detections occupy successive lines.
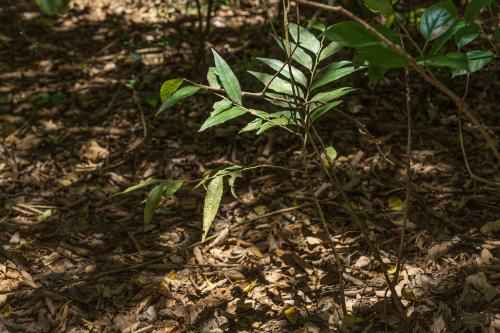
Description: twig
xmin=394 ymin=28 xmax=412 ymax=281
xmin=457 ymin=75 xmax=500 ymax=187
xmin=293 ymin=0 xmax=500 ymax=163
xmin=334 ymin=109 xmax=395 ymax=166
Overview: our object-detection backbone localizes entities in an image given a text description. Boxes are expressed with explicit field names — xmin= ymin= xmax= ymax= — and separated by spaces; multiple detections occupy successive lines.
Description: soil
xmin=0 ymin=0 xmax=499 ymax=332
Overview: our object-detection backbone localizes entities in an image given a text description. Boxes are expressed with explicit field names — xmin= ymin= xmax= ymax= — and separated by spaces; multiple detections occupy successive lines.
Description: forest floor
xmin=1 ymin=0 xmax=499 ymax=332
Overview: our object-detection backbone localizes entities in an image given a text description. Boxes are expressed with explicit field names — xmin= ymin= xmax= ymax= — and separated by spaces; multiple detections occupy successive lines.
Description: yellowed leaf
xmin=166 ymin=270 xmax=176 ymax=280
xmin=243 ymin=279 xmax=258 ymax=292
xmin=285 ymin=306 xmax=298 ymax=324
xmin=388 ymin=196 xmax=403 ymax=211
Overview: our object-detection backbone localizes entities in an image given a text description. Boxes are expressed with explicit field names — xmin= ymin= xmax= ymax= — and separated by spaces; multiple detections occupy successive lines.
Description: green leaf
xmin=388 ymin=196 xmax=403 ymax=211
xmin=325 ymin=21 xmax=379 ymax=47
xmin=310 ymin=100 xmax=343 ymax=122
xmin=311 ymin=87 xmax=356 ymax=104
xmin=319 ymin=42 xmax=343 ymax=62
xmin=464 ymin=0 xmax=495 ymax=22
xmin=274 ymin=36 xmax=313 ymax=70
xmin=212 ymin=49 xmax=242 ymax=104
xmin=248 ymin=71 xmax=304 ymax=97
xmin=420 ymin=0 xmax=457 ymax=41
xmin=325 ymin=145 xmax=338 ymax=161
xmin=451 ymin=50 xmax=494 ymax=77
xmin=354 ymin=44 xmax=405 ymax=68
xmin=199 ymin=106 xmax=247 ymax=131
xmin=420 ymin=52 xmax=468 ymax=69
xmin=256 ymin=117 xmax=289 ymax=135
xmin=289 ymin=23 xmax=321 ymax=54
xmin=37 ymin=209 xmax=52 ymax=223
xmin=496 ymin=28 xmax=500 ymax=42
xmin=37 ymin=0 xmax=69 ymax=15
xmin=160 ymin=78 xmax=184 ymax=103
xmin=144 ymin=184 xmax=164 ymax=225
xmin=312 ymin=63 xmax=357 ymax=90
xmin=202 ymin=176 xmax=224 ymax=242
xmin=228 ymin=172 xmax=242 ymax=198
xmin=324 ymin=21 xmax=399 ymax=48
xmin=367 ymin=65 xmax=390 ymax=85
xmin=256 ymin=58 xmax=308 ymax=87
xmin=307 ymin=20 xmax=326 ymax=32
xmin=164 ymin=180 xmax=183 ymax=197
xmin=428 ymin=19 xmax=467 ymax=55
xmin=210 ymin=99 xmax=233 ymax=117
xmin=363 ymin=0 xmax=393 ymax=15
xmin=454 ymin=24 xmax=479 ymax=48
xmin=156 ymin=86 xmax=200 ymax=116
xmin=240 ymin=118 xmax=263 ymax=133
xmin=112 ymin=178 xmax=163 ymax=197
xmin=207 ymin=67 xmax=221 ymax=89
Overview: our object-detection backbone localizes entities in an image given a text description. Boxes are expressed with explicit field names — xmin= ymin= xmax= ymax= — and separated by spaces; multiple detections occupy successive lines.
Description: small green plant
xmin=118 ymin=22 xmax=359 ymax=242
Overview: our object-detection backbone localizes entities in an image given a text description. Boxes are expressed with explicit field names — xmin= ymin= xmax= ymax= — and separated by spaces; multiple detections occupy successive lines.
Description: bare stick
xmin=293 ymin=0 xmax=500 ymax=163
xmin=394 ymin=28 xmax=411 ymax=281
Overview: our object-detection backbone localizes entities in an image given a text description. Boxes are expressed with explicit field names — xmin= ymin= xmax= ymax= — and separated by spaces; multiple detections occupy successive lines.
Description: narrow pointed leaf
xmin=207 ymin=67 xmax=221 ymax=89
xmin=160 ymin=78 xmax=184 ymax=103
xmin=274 ymin=36 xmax=313 ymax=69
xmin=311 ymin=87 xmax=356 ymax=104
xmin=239 ymin=118 xmax=263 ymax=133
xmin=199 ymin=106 xmax=247 ymax=131
xmin=311 ymin=65 xmax=357 ymax=90
xmin=289 ymin=22 xmax=321 ymax=54
xmin=112 ymin=178 xmax=163 ymax=197
xmin=164 ymin=180 xmax=183 ymax=197
xmin=202 ymin=176 xmax=224 ymax=242
xmin=212 ymin=49 xmax=242 ymax=104
xmin=256 ymin=58 xmax=308 ymax=87
xmin=248 ymin=71 xmax=304 ymax=97
xmin=310 ymin=100 xmax=343 ymax=122
xmin=256 ymin=117 xmax=289 ymax=135
xmin=319 ymin=42 xmax=343 ymax=62
xmin=156 ymin=86 xmax=200 ymax=116
xmin=144 ymin=184 xmax=164 ymax=225
xmin=210 ymin=99 xmax=233 ymax=117
xmin=420 ymin=52 xmax=468 ymax=69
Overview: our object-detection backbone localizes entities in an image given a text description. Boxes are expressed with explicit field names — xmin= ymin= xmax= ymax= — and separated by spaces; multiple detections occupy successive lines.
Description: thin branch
xmin=394 ymin=28 xmax=412 ymax=281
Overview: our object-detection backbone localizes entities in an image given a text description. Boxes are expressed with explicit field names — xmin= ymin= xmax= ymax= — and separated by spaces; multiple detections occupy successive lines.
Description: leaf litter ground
xmin=0 ymin=0 xmax=499 ymax=332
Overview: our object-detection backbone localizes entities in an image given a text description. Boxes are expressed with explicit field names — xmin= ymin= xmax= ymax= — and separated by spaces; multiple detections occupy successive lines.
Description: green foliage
xmin=37 ymin=0 xmax=69 ymax=15
xmin=202 ymin=176 xmax=224 ymax=242
xmin=160 ymin=78 xmax=184 ymax=103
xmin=156 ymin=86 xmax=200 ymax=116
xmin=464 ymin=0 xmax=495 ymax=22
xmin=212 ymin=49 xmax=242 ymax=104
xmin=363 ymin=0 xmax=394 ymax=15
xmin=324 ymin=0 xmax=495 ymax=80
xmin=119 ymin=2 xmax=497 ymax=240
xmin=420 ymin=0 xmax=457 ymax=41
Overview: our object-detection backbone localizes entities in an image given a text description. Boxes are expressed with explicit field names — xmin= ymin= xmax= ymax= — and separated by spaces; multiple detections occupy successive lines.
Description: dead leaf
xmin=355 ymin=256 xmax=371 ymax=268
